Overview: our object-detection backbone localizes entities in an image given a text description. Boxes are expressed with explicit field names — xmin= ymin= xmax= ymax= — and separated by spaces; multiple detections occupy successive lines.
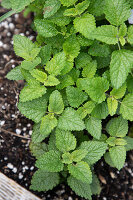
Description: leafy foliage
xmin=55 ymin=129 xmax=76 ymax=152
xmin=58 ymin=108 xmax=85 ymax=131
xmin=110 ymin=50 xmax=133 ymax=89
xmin=79 ymin=141 xmax=107 ymax=165
xmin=109 ymin=146 xmax=126 ymax=170
xmin=35 ymin=150 xmax=64 ymax=172
xmin=30 ymin=170 xmax=60 ymax=191
xmin=4 ymin=0 xmax=133 ymax=198
xmin=104 ymin=0 xmax=131 ymax=26
xmin=68 ymin=161 xmax=92 ymax=183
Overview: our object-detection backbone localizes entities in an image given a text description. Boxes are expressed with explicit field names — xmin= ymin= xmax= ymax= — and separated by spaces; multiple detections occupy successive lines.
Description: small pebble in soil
xmin=18 ymin=173 xmax=23 ymax=179
xmin=0 ymin=41 xmax=3 ymax=47
xmin=12 ymin=167 xmax=17 ymax=173
xmin=29 ymin=130 xmax=32 ymax=135
xmin=11 ymin=64 xmax=15 ymax=68
xmin=23 ymin=127 xmax=27 ymax=131
xmin=7 ymin=163 xmax=14 ymax=169
xmin=16 ymin=129 xmax=21 ymax=135
xmin=22 ymin=161 xmax=25 ymax=165
xmin=0 ymin=120 xmax=5 ymax=126
xmin=30 ymin=166 xmax=34 ymax=171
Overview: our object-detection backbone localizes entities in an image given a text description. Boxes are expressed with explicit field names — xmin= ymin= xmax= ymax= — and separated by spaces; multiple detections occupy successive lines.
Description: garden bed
xmin=0 ymin=7 xmax=133 ymax=200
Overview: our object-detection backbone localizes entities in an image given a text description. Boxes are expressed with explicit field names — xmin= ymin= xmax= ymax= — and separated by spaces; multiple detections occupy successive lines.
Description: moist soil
xmin=0 ymin=7 xmax=133 ymax=200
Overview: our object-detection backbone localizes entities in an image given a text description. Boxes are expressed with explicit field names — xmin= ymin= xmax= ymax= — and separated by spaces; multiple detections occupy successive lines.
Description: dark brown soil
xmin=0 ymin=7 xmax=133 ymax=200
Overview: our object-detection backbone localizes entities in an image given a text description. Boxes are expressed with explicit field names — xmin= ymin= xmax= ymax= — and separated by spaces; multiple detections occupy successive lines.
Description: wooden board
xmin=0 ymin=172 xmax=41 ymax=200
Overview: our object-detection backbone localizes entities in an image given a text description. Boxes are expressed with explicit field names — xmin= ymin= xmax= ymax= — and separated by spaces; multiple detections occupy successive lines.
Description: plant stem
xmin=0 ymin=10 xmax=15 ymax=23
xmin=0 ymin=128 xmax=31 ymax=140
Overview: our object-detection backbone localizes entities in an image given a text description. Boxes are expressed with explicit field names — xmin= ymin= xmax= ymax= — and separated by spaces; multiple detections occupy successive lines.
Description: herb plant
xmin=1 ymin=0 xmax=133 ymax=199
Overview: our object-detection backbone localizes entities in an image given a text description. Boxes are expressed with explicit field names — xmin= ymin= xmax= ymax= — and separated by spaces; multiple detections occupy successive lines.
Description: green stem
xmin=117 ymin=40 xmax=121 ymax=50
xmin=0 ymin=10 xmax=16 ymax=23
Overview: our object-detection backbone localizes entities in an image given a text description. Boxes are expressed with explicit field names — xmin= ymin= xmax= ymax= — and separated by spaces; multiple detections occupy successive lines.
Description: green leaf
xmin=30 ymin=142 xmax=48 ymax=159
xmin=106 ymin=137 xmax=117 ymax=146
xmin=77 ymin=101 xmax=96 ymax=119
xmin=30 ymin=69 xmax=47 ymax=83
xmin=63 ymin=35 xmax=80 ymax=60
xmin=68 ymin=161 xmax=92 ymax=183
xmin=67 ymin=176 xmax=92 ymax=200
xmin=19 ymin=80 xmax=47 ymax=102
xmin=107 ymin=97 xmax=118 ymax=116
xmin=124 ymin=136 xmax=133 ymax=151
xmin=39 ymin=45 xmax=51 ymax=65
xmin=82 ymin=60 xmax=97 ymax=78
xmin=66 ymin=86 xmax=88 ymax=108
xmin=75 ymin=52 xmax=92 ymax=69
xmin=18 ymin=96 xmax=47 ymax=123
xmin=118 ymin=23 xmax=127 ymax=37
xmin=120 ymin=94 xmax=133 ymax=121
xmin=89 ymin=1 xmax=105 ymax=16
xmin=90 ymin=174 xmax=101 ymax=195
xmin=30 ymin=170 xmax=60 ymax=191
xmin=104 ymin=152 xmax=115 ymax=167
xmin=48 ymin=7 xmax=71 ymax=26
xmin=1 ymin=0 xmax=11 ymax=9
xmin=85 ymin=117 xmax=102 ymax=139
xmin=96 ymin=56 xmax=111 ymax=69
xmin=44 ymin=75 xmax=60 ymax=86
xmin=109 ymin=146 xmax=126 ymax=170
xmin=88 ymin=41 xmax=111 ymax=57
xmin=13 ymin=35 xmax=40 ymax=61
xmin=91 ymin=102 xmax=109 ymax=119
xmin=61 ymin=60 xmax=73 ymax=75
xmin=92 ymin=25 xmax=118 ymax=45
xmin=10 ymin=0 xmax=34 ymax=11
xmin=127 ymin=75 xmax=133 ymax=93
xmin=79 ymin=141 xmax=107 ymax=165
xmin=84 ymin=77 xmax=109 ymax=103
xmin=71 ymin=149 xmax=88 ymax=162
xmin=48 ymin=133 xmax=58 ymax=151
xmin=104 ymin=0 xmax=131 ymax=26
xmin=36 ymin=150 xmax=63 ymax=172
xmin=68 ymin=68 xmax=80 ymax=82
xmin=64 ymin=0 xmax=90 ymax=16
xmin=6 ymin=66 xmax=24 ymax=80
xmin=115 ymin=138 xmax=127 ymax=146
xmin=127 ymin=26 xmax=133 ymax=44
xmin=74 ymin=13 xmax=96 ymax=39
xmin=56 ymin=129 xmax=76 ymax=152
xmin=40 ymin=114 xmax=58 ymax=138
xmin=106 ymin=116 xmax=128 ymax=137
xmin=45 ymin=52 xmax=66 ymax=76
xmin=56 ymin=74 xmax=74 ymax=90
xmin=31 ymin=123 xmax=47 ymax=143
xmin=34 ymin=19 xmax=58 ymax=37
xmin=48 ymin=90 xmax=64 ymax=114
xmin=21 ymin=57 xmax=41 ymax=71
xmin=43 ymin=0 xmax=61 ymax=18
xmin=62 ymin=152 xmax=73 ymax=164
xmin=58 ymin=108 xmax=85 ymax=131
xmin=77 ymin=34 xmax=93 ymax=47
xmin=110 ymin=50 xmax=133 ymax=89
xmin=21 ymin=69 xmax=33 ymax=81
xmin=60 ymin=0 xmax=78 ymax=7
xmin=110 ymin=83 xmax=127 ymax=99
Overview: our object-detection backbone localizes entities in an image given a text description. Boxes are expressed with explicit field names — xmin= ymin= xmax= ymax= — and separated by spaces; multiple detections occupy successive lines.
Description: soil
xmin=0 ymin=7 xmax=133 ymax=200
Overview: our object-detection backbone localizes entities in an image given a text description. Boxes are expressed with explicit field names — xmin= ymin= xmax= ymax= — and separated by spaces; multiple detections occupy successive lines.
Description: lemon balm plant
xmin=1 ymin=0 xmax=133 ymax=199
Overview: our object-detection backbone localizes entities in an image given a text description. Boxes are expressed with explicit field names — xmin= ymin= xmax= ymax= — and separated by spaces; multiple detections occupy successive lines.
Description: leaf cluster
xmin=4 ymin=0 xmax=133 ymax=199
